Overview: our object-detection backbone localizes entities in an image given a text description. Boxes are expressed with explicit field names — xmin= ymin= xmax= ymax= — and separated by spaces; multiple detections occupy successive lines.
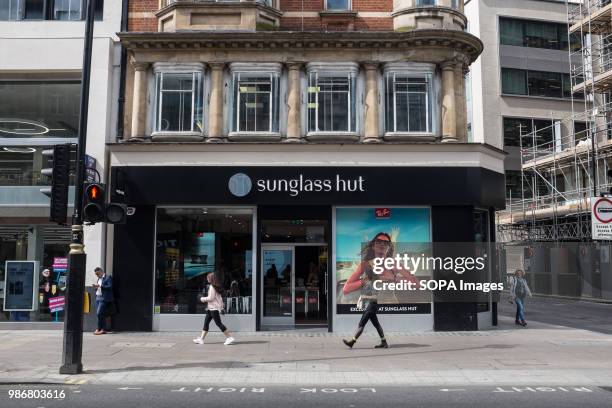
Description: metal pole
xmin=60 ymin=0 xmax=96 ymax=375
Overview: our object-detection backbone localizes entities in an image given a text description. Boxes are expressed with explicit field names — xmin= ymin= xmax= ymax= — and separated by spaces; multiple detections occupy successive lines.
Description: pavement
xmin=1 ymin=296 xmax=612 ymax=388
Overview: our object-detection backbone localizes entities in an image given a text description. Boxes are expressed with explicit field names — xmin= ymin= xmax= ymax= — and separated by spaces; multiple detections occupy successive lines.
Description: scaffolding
xmin=497 ymin=0 xmax=612 ymax=243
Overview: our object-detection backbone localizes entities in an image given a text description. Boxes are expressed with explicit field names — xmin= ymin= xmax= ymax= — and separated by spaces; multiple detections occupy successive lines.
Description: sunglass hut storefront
xmin=109 ymin=144 xmax=505 ymax=333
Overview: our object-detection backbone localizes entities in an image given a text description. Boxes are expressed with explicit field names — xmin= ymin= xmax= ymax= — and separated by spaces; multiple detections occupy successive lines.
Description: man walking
xmin=93 ymin=267 xmax=113 ymax=335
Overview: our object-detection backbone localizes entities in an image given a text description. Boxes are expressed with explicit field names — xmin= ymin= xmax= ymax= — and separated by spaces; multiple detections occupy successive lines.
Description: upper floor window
xmin=501 ymin=68 xmax=580 ymax=100
xmin=385 ymin=71 xmax=433 ymax=134
xmin=503 ymin=117 xmax=555 ymax=148
xmin=0 ymin=0 xmax=104 ymax=21
xmin=415 ymin=0 xmax=436 ymax=6
xmin=499 ymin=17 xmax=580 ymax=51
xmin=154 ymin=71 xmax=203 ymax=133
xmin=307 ymin=68 xmax=357 ymax=134
xmin=0 ymin=80 xmax=80 ymax=139
xmin=231 ymin=66 xmax=280 ymax=134
xmin=326 ymin=0 xmax=351 ymax=10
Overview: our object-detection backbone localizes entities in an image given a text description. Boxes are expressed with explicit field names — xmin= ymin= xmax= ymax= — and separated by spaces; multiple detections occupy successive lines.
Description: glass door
xmin=261 ymin=245 xmax=294 ymax=326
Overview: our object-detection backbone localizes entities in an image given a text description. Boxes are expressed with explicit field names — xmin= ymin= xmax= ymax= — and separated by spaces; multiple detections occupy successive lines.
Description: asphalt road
xmin=1 ymin=384 xmax=611 ymax=408
xmin=498 ymin=295 xmax=612 ymax=334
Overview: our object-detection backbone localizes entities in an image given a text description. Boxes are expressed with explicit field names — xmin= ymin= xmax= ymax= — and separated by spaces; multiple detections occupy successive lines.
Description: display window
xmin=155 ymin=207 xmax=254 ymax=315
xmin=335 ymin=207 xmax=432 ymax=314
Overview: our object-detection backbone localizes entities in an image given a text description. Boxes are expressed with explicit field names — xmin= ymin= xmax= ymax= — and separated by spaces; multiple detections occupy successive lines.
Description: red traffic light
xmin=86 ymin=184 xmax=103 ymax=201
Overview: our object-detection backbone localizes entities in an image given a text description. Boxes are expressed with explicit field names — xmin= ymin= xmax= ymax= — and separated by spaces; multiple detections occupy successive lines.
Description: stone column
xmin=454 ymin=62 xmax=467 ymax=143
xmin=208 ymin=63 xmax=225 ymax=143
xmin=130 ymin=62 xmax=149 ymax=142
xmin=285 ymin=62 xmax=303 ymax=143
xmin=441 ymin=61 xmax=457 ymax=143
xmin=363 ymin=62 xmax=381 ymax=143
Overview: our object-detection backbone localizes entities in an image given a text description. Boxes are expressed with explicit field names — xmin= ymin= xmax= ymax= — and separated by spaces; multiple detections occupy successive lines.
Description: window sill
xmin=319 ymin=10 xmax=358 ymax=18
xmin=151 ymin=132 xmax=205 ymax=142
xmin=306 ymin=132 xmax=360 ymax=143
xmin=227 ymin=132 xmax=282 ymax=142
xmin=500 ymin=93 xmax=582 ymax=103
xmin=383 ymin=132 xmax=437 ymax=142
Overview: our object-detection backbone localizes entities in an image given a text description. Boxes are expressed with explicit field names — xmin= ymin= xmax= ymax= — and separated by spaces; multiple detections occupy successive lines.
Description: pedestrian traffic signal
xmin=105 ymin=202 xmax=127 ymax=224
xmin=83 ymin=183 xmax=106 ymax=223
xmin=40 ymin=144 xmax=71 ymax=225
xmin=83 ymin=183 xmax=127 ymax=224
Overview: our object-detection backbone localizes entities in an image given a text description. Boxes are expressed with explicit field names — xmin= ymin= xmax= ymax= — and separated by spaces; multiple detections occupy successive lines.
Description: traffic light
xmin=40 ymin=144 xmax=71 ymax=225
xmin=83 ymin=183 xmax=106 ymax=223
xmin=83 ymin=183 xmax=127 ymax=224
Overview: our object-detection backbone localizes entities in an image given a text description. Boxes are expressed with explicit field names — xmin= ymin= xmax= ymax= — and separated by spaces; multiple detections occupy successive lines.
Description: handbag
xmin=356 ymin=296 xmax=364 ymax=311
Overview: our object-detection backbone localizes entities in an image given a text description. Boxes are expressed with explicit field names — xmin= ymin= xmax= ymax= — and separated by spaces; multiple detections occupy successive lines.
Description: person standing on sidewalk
xmin=193 ymin=273 xmax=235 ymax=345
xmin=510 ymin=269 xmax=532 ymax=327
xmin=92 ymin=267 xmax=113 ymax=335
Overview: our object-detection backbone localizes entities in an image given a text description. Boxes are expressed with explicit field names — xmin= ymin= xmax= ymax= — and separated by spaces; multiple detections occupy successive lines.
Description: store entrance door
xmin=261 ymin=245 xmax=295 ymax=326
xmin=260 ymin=244 xmax=328 ymax=328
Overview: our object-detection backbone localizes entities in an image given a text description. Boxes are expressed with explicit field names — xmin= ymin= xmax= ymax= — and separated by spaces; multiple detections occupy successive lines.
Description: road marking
xmin=440 ymin=388 xmax=466 ymax=392
xmin=76 ymin=379 xmax=87 ymax=385
xmin=118 ymin=387 xmax=143 ymax=390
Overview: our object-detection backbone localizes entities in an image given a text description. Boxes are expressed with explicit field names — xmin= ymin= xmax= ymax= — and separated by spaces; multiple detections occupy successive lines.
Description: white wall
xmin=0 ymin=3 xmax=123 ymax=285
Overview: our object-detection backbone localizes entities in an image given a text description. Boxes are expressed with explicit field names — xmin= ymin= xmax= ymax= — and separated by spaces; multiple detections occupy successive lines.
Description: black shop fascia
xmin=109 ymin=165 xmax=504 ymax=332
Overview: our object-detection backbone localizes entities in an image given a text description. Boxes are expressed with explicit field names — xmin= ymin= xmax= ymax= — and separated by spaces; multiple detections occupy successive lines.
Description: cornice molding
xmin=118 ymin=30 xmax=483 ymax=63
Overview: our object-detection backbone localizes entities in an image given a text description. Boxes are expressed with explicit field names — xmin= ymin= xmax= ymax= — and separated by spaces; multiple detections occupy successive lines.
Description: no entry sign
xmin=591 ymin=197 xmax=612 ymax=239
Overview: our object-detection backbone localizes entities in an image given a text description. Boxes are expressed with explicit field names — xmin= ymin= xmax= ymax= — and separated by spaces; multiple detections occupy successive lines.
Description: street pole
xmin=60 ymin=0 xmax=96 ymax=375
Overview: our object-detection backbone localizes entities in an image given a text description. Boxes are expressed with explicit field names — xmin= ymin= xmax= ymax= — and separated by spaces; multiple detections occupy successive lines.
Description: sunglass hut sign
xmin=228 ymin=173 xmax=365 ymax=198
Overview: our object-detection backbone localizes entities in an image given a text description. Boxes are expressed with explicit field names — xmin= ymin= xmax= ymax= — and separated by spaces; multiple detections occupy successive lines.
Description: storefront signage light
xmin=229 ymin=173 xmax=366 ymax=198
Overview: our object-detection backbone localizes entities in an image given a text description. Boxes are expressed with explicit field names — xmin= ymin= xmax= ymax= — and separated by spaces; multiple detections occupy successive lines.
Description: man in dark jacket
xmin=93 ymin=267 xmax=113 ymax=335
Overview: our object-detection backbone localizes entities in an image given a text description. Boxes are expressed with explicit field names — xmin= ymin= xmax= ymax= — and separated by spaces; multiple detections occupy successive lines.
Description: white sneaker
xmin=193 ymin=337 xmax=204 ymax=345
xmin=224 ymin=337 xmax=235 ymax=345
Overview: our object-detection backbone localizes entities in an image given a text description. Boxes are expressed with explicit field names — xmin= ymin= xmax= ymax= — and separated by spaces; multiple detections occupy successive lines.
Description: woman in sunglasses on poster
xmin=342 ymin=232 xmax=416 ymax=349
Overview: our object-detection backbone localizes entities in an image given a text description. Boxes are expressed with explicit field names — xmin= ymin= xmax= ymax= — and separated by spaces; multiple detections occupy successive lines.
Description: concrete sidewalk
xmin=1 ymin=317 xmax=612 ymax=387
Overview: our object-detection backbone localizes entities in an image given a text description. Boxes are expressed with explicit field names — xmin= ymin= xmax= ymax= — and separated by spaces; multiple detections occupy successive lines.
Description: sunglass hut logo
xmin=228 ymin=173 xmax=365 ymax=197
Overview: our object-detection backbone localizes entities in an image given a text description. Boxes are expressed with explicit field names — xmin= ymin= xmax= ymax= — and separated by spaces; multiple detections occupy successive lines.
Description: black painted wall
xmin=431 ymin=206 xmax=478 ymax=331
xmin=112 ymin=205 xmax=155 ymax=331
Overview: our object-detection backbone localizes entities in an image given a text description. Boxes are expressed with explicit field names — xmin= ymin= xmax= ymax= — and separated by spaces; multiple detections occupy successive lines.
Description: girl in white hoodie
xmin=193 ymin=273 xmax=235 ymax=345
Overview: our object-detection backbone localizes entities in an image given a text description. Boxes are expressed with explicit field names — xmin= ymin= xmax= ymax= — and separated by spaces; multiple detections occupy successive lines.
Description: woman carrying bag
xmin=193 ymin=273 xmax=235 ymax=345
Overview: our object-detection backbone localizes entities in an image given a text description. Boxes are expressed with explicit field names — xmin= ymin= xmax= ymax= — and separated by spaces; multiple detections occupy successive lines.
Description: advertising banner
xmin=335 ymin=207 xmax=432 ymax=314
xmin=3 ymin=261 xmax=38 ymax=311
xmin=48 ymin=296 xmax=65 ymax=313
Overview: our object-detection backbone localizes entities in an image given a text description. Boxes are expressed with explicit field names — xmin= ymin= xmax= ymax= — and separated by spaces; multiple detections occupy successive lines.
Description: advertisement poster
xmin=3 ymin=261 xmax=38 ymax=311
xmin=48 ymin=296 xmax=65 ymax=313
xmin=184 ymin=232 xmax=215 ymax=279
xmin=335 ymin=208 xmax=432 ymax=314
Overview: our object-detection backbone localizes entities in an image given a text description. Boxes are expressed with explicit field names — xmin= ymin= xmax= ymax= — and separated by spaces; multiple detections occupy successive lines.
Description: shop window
xmin=154 ymin=72 xmax=203 ymax=133
xmin=326 ymin=0 xmax=350 ymax=10
xmin=231 ymin=72 xmax=280 ymax=133
xmin=155 ymin=208 xmax=254 ymax=315
xmin=307 ymin=72 xmax=356 ymax=133
xmin=0 ymin=81 xmax=81 ymax=139
xmin=335 ymin=207 xmax=432 ymax=314
xmin=0 ymin=0 xmax=104 ymax=21
xmin=385 ymin=72 xmax=433 ymax=134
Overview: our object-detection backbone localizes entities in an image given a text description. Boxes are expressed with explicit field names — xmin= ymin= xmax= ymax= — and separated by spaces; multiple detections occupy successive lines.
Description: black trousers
xmin=203 ymin=310 xmax=227 ymax=332
xmin=357 ymin=302 xmax=384 ymax=338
